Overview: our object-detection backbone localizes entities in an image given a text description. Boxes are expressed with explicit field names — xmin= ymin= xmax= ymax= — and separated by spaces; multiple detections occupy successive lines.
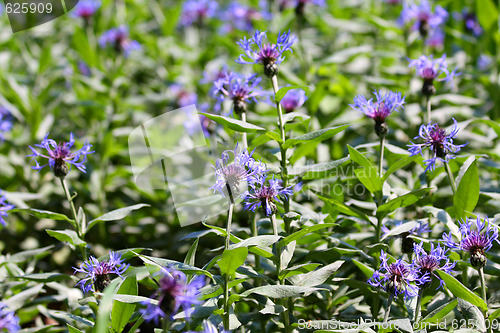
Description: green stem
xmin=426 ymin=95 xmax=432 ymax=124
xmin=251 ymin=213 xmax=261 ymax=274
xmin=225 ymin=202 xmax=234 ymax=250
xmin=479 ymin=267 xmax=487 ymax=306
xmin=241 ymin=110 xmax=248 ymax=149
xmin=415 ymin=288 xmax=423 ymax=323
xmin=270 ymin=213 xmax=278 ymax=236
xmin=223 ymin=273 xmax=230 ymax=331
xmin=60 ymin=178 xmax=79 ymax=233
xmin=162 ymin=317 xmax=170 ymax=333
xmin=384 ymin=296 xmax=393 ymax=323
xmin=379 ymin=135 xmax=385 ymax=178
xmin=375 ymin=217 xmax=383 ymax=244
xmin=270 ymin=75 xmax=290 ymax=233
xmin=444 ymin=163 xmax=457 ymax=195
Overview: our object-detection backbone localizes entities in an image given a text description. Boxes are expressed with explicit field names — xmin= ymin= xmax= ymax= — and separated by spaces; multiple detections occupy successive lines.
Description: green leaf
xmin=46 ymin=229 xmax=86 ymax=247
xmin=138 ymin=255 xmax=213 ymax=279
xmin=476 ymin=0 xmax=498 ymax=31
xmin=380 ymin=221 xmax=420 ymax=241
xmin=11 ymin=208 xmax=74 ymax=223
xmin=289 ymin=157 xmax=350 ymax=179
xmin=201 ymin=113 xmax=265 ymax=132
xmin=376 ymin=188 xmax=430 ymax=219
xmin=293 ymin=261 xmax=344 ymax=287
xmin=283 ymin=125 xmax=349 ymax=149
xmin=218 ymin=247 xmax=248 ymax=278
xmin=265 ymin=131 xmax=283 ymax=144
xmin=229 ymin=235 xmax=281 ymax=249
xmin=67 ymin=325 xmax=84 ymax=333
xmin=457 ymin=298 xmax=486 ymax=332
xmin=15 ymin=272 xmax=68 ymax=282
xmin=239 ymin=285 xmax=324 ymax=299
xmin=347 ymin=145 xmax=382 ymax=194
xmin=184 ymin=238 xmax=199 ymax=267
xmin=278 ymin=223 xmax=336 ymax=249
xmin=422 ymin=299 xmax=457 ymax=322
xmin=381 ymin=155 xmax=417 ymax=182
xmin=454 ymin=160 xmax=479 ymax=220
xmin=94 ymin=280 xmax=121 ymax=333
xmin=280 ymin=241 xmax=296 ymax=271
xmin=436 ymin=271 xmax=487 ymax=312
xmin=87 ymin=204 xmax=150 ymax=233
xmin=275 ymin=85 xmax=309 ymax=103
xmin=111 ymin=276 xmax=138 ymax=333
xmin=352 ymin=259 xmax=374 ymax=278
xmin=314 ymin=191 xmax=372 ymax=225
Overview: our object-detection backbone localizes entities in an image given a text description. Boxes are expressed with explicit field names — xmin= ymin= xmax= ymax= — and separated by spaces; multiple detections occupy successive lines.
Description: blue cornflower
xmin=99 ymin=26 xmax=141 ymax=56
xmin=477 ymin=54 xmax=493 ymax=71
xmin=382 ymin=221 xmax=431 ymax=253
xmin=0 ymin=106 xmax=13 ymax=141
xmin=407 ymin=118 xmax=467 ymax=171
xmin=28 ymin=133 xmax=94 ymax=178
xmin=350 ymin=90 xmax=405 ymax=136
xmin=368 ymin=250 xmax=424 ymax=299
xmin=78 ymin=60 xmax=92 ymax=77
xmin=280 ymin=88 xmax=307 ymax=113
xmin=71 ymin=0 xmax=100 ymax=19
xmin=211 ymin=145 xmax=266 ymax=201
xmin=0 ymin=192 xmax=15 ymax=227
xmin=462 ymin=10 xmax=482 ymax=37
xmin=399 ymin=0 xmax=448 ymax=38
xmin=443 ymin=217 xmax=499 ymax=268
xmin=0 ymin=303 xmax=20 ymax=332
xmin=170 ymin=84 xmax=198 ymax=108
xmin=408 ymin=54 xmax=459 ymax=95
xmin=222 ymin=2 xmax=270 ymax=33
xmin=213 ymin=72 xmax=266 ymax=114
xmin=73 ymin=251 xmax=129 ymax=293
xmin=243 ymin=174 xmax=293 ymax=216
xmin=180 ymin=0 xmax=218 ymax=26
xmin=140 ymin=268 xmax=205 ymax=324
xmin=413 ymin=243 xmax=455 ymax=289
xmin=236 ymin=30 xmax=298 ymax=77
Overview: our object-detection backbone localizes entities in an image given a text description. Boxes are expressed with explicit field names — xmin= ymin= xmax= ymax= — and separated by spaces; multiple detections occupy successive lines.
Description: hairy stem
xmin=384 ymin=296 xmax=393 ymax=323
xmin=479 ymin=267 xmax=487 ymax=305
xmin=379 ymin=135 xmax=385 ymax=178
xmin=444 ymin=163 xmax=457 ymax=195
xmin=426 ymin=95 xmax=432 ymax=124
xmin=415 ymin=288 xmax=423 ymax=323
xmin=270 ymin=213 xmax=278 ymax=236
xmin=223 ymin=273 xmax=230 ymax=331
xmin=241 ymin=110 xmax=248 ymax=149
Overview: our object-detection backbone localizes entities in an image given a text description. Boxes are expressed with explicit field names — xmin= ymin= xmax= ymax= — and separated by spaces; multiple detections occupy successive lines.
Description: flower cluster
xmin=350 ymin=90 xmax=405 ymax=136
xmin=243 ymin=175 xmax=293 ymax=216
xmin=180 ymin=0 xmax=218 ymax=26
xmin=0 ymin=192 xmax=14 ymax=227
xmin=99 ymin=26 xmax=141 ymax=56
xmin=368 ymin=250 xmax=425 ymax=299
xmin=412 ymin=243 xmax=455 ymax=289
xmin=0 ymin=106 xmax=13 ymax=141
xmin=443 ymin=217 xmax=499 ymax=268
xmin=399 ymin=0 xmax=448 ymax=44
xmin=28 ymin=133 xmax=94 ymax=178
xmin=0 ymin=303 xmax=20 ymax=332
xmin=408 ymin=54 xmax=459 ymax=95
xmin=71 ymin=0 xmax=100 ymax=20
xmin=213 ymin=72 xmax=266 ymax=114
xmin=407 ymin=118 xmax=467 ymax=171
xmin=73 ymin=251 xmax=129 ymax=293
xmin=237 ymin=30 xmax=298 ymax=77
xmin=280 ymin=88 xmax=307 ymax=113
xmin=140 ymin=268 xmax=204 ymax=323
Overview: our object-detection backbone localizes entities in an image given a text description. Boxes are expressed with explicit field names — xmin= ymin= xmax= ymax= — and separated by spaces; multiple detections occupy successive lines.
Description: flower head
xmin=236 ymin=30 xmax=298 ymax=77
xmin=180 ymin=0 xmax=218 ymax=26
xmin=350 ymin=90 xmax=405 ymax=136
xmin=382 ymin=221 xmax=431 ymax=253
xmin=213 ymin=72 xmax=266 ymax=114
xmin=0 ymin=303 xmax=20 ymax=332
xmin=170 ymin=84 xmax=198 ymax=108
xmin=28 ymin=133 xmax=94 ymax=178
xmin=477 ymin=54 xmax=493 ymax=71
xmin=222 ymin=2 xmax=270 ymax=32
xmin=368 ymin=250 xmax=424 ymax=299
xmin=443 ymin=217 xmax=499 ymax=268
xmin=99 ymin=26 xmax=141 ymax=56
xmin=407 ymin=118 xmax=467 ymax=171
xmin=413 ymin=243 xmax=455 ymax=289
xmin=243 ymin=174 xmax=293 ymax=216
xmin=408 ymin=54 xmax=459 ymax=95
xmin=140 ymin=268 xmax=205 ymax=323
xmin=73 ymin=251 xmax=129 ymax=293
xmin=211 ymin=145 xmax=266 ymax=201
xmin=0 ymin=106 xmax=13 ymax=141
xmin=0 ymin=193 xmax=14 ymax=227
xmin=78 ymin=60 xmax=92 ymax=77
xmin=71 ymin=0 xmax=100 ymax=19
xmin=280 ymin=88 xmax=307 ymax=113
xmin=399 ymin=0 xmax=448 ymax=38
xmin=462 ymin=11 xmax=482 ymax=36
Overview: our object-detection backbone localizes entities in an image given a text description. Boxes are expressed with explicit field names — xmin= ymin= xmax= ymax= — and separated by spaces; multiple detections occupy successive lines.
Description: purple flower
xmin=211 ymin=145 xmax=266 ymax=200
xmin=407 ymin=118 xmax=467 ymax=171
xmin=413 ymin=243 xmax=455 ymax=289
xmin=462 ymin=11 xmax=482 ymax=36
xmin=73 ymin=251 xmax=129 ymax=293
xmin=0 ymin=303 xmax=20 ymax=332
xmin=236 ymin=30 xmax=298 ymax=77
xmin=409 ymin=54 xmax=459 ymax=95
xmin=399 ymin=0 xmax=448 ymax=38
xmin=477 ymin=54 xmax=493 ymax=71
xmin=222 ymin=2 xmax=270 ymax=33
xmin=280 ymin=88 xmax=307 ymax=113
xmin=243 ymin=174 xmax=293 ymax=216
xmin=99 ymin=26 xmax=141 ymax=56
xmin=280 ymin=0 xmax=325 ymax=12
xmin=184 ymin=114 xmax=211 ymax=138
xmin=213 ymin=72 xmax=266 ymax=114
xmin=350 ymin=90 xmax=405 ymax=136
xmin=426 ymin=28 xmax=444 ymax=48
xmin=180 ymin=0 xmax=218 ymax=26
xmin=368 ymin=250 xmax=424 ymax=299
xmin=140 ymin=268 xmax=204 ymax=323
xmin=170 ymin=84 xmax=198 ymax=108
xmin=443 ymin=217 xmax=499 ymax=268
xmin=0 ymin=193 xmax=15 ymax=227
xmin=78 ymin=60 xmax=92 ymax=77
xmin=27 ymin=133 xmax=94 ymax=178
xmin=382 ymin=221 xmax=431 ymax=253
xmin=0 ymin=106 xmax=13 ymax=141
xmin=71 ymin=0 xmax=100 ymax=19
